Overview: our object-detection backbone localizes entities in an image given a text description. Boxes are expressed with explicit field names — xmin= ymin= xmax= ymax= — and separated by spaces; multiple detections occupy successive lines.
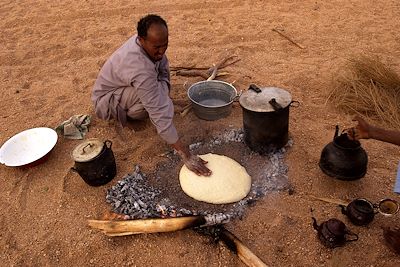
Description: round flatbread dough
xmin=179 ymin=153 xmax=251 ymax=204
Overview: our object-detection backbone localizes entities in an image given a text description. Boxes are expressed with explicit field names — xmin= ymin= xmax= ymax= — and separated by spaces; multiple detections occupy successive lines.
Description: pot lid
xmin=72 ymin=138 xmax=104 ymax=162
xmin=239 ymin=86 xmax=292 ymax=112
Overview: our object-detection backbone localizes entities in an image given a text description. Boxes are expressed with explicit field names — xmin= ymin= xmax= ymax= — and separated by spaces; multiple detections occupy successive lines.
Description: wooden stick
xmin=207 ymin=56 xmax=238 ymax=74
xmin=207 ymin=55 xmax=237 ymax=79
xmin=207 ymin=64 xmax=218 ymax=81
xmin=180 ymin=106 xmax=192 ymax=117
xmin=88 ymin=216 xmax=207 ymax=235
xmin=272 ymin=28 xmax=306 ymax=49
xmin=171 ymin=66 xmax=210 ymax=71
xmin=219 ymin=227 xmax=268 ymax=267
xmin=309 ymin=195 xmax=349 ymax=206
xmin=176 ymin=70 xmax=209 ymax=79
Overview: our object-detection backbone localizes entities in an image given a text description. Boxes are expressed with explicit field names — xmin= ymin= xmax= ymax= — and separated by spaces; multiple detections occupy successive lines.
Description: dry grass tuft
xmin=327 ymin=55 xmax=400 ymax=129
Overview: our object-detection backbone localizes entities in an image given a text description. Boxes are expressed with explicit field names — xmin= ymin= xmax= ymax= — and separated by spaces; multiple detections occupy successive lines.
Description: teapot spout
xmin=334 ymin=125 xmax=339 ymax=140
xmin=312 ymin=217 xmax=319 ymax=230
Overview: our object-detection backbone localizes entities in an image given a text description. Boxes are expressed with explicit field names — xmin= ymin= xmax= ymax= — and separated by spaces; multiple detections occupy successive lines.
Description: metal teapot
xmin=340 ymin=198 xmax=399 ymax=226
xmin=312 ymin=217 xmax=358 ymax=248
xmin=319 ymin=125 xmax=368 ymax=180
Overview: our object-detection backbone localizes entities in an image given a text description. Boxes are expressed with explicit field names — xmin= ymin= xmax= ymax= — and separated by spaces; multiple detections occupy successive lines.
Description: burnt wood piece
xmin=88 ymin=216 xmax=207 ymax=236
xmin=219 ymin=227 xmax=268 ymax=267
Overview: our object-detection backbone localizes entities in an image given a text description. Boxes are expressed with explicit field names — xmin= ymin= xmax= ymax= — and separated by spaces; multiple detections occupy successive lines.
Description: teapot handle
xmin=345 ymin=229 xmax=359 ymax=242
xmin=311 ymin=217 xmax=319 ymax=231
xmin=104 ymin=140 xmax=113 ymax=149
xmin=333 ymin=125 xmax=339 ymax=140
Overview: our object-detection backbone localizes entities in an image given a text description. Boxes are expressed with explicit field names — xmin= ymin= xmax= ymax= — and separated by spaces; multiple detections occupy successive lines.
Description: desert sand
xmin=1 ymin=0 xmax=400 ymax=266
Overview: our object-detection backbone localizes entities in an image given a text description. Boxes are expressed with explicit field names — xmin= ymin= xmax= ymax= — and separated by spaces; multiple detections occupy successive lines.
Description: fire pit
xmin=106 ymin=128 xmax=292 ymax=225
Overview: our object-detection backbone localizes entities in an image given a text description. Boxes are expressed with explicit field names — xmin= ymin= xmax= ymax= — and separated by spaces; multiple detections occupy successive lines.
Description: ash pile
xmin=106 ymin=128 xmax=291 ymax=225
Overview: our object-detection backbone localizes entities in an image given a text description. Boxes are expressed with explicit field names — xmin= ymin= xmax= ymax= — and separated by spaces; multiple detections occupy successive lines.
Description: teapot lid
xmin=239 ymin=86 xmax=292 ymax=112
xmin=72 ymin=138 xmax=104 ymax=162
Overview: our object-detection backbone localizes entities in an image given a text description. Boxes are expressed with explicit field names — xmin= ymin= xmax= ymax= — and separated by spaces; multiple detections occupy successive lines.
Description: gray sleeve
xmin=132 ymin=62 xmax=179 ymax=144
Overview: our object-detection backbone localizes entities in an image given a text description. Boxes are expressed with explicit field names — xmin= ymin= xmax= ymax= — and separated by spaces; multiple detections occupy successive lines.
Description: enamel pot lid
xmin=239 ymin=85 xmax=292 ymax=112
xmin=72 ymin=138 xmax=105 ymax=162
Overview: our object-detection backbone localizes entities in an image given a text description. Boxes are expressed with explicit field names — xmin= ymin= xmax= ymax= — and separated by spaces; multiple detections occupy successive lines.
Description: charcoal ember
xmin=189 ymin=142 xmax=203 ymax=150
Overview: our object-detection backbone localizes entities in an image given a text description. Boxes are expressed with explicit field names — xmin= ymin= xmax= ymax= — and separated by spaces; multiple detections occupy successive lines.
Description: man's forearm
xmin=171 ymin=139 xmax=190 ymax=160
xmin=370 ymin=126 xmax=400 ymax=146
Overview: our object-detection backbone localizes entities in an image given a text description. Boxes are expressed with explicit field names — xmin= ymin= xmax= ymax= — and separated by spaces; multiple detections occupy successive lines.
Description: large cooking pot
xmin=239 ymin=84 xmax=298 ymax=154
xmin=319 ymin=126 xmax=368 ymax=180
xmin=187 ymin=80 xmax=238 ymax=121
xmin=71 ymin=138 xmax=116 ymax=186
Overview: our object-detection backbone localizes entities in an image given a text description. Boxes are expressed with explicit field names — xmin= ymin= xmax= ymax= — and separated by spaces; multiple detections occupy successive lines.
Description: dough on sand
xmin=179 ymin=153 xmax=251 ymax=204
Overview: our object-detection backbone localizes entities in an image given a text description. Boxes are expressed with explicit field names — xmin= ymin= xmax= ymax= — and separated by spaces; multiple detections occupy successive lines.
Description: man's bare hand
xmin=183 ymin=155 xmax=212 ymax=176
xmin=347 ymin=116 xmax=371 ymax=140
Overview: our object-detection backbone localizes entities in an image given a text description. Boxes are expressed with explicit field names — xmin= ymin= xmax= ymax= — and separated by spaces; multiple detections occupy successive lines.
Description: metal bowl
xmin=187 ymin=80 xmax=238 ymax=121
xmin=0 ymin=127 xmax=58 ymax=167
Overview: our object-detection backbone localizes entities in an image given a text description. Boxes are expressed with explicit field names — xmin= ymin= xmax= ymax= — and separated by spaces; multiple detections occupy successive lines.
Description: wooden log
xmin=219 ymin=227 xmax=268 ymax=267
xmin=88 ymin=216 xmax=207 ymax=235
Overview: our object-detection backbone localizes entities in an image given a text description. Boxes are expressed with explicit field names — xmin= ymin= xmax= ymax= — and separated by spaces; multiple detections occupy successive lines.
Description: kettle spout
xmin=312 ymin=217 xmax=319 ymax=230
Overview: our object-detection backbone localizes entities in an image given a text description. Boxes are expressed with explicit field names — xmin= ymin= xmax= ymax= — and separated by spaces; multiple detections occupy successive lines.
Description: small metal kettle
xmin=312 ymin=217 xmax=358 ymax=248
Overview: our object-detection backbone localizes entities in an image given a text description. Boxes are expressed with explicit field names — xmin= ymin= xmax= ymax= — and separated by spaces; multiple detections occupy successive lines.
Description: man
xmin=347 ymin=116 xmax=400 ymax=193
xmin=91 ymin=14 xmax=211 ymax=176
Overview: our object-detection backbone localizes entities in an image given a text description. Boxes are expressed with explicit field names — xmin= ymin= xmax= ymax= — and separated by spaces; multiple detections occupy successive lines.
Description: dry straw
xmin=327 ymin=55 xmax=400 ymax=129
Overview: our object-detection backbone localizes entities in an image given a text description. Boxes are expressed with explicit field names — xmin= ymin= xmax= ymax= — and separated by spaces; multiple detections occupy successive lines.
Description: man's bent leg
xmin=119 ymin=86 xmax=148 ymax=120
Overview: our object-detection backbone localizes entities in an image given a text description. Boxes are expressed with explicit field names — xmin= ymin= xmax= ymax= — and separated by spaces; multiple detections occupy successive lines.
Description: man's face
xmin=139 ymin=24 xmax=168 ymax=62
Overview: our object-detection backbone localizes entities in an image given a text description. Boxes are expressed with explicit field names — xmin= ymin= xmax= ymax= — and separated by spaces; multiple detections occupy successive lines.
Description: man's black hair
xmin=137 ymin=14 xmax=168 ymax=38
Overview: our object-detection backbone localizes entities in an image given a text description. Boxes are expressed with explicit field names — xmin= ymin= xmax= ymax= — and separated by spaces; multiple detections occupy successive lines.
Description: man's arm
xmin=132 ymin=61 xmax=211 ymax=176
xmin=348 ymin=116 xmax=400 ymax=146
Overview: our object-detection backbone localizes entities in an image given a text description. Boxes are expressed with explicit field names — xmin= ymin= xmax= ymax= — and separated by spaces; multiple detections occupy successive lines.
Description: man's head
xmin=137 ymin=14 xmax=168 ymax=62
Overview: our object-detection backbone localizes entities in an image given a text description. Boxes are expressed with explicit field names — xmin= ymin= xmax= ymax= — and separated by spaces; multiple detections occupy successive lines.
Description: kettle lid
xmin=72 ymin=138 xmax=104 ymax=162
xmin=239 ymin=86 xmax=292 ymax=112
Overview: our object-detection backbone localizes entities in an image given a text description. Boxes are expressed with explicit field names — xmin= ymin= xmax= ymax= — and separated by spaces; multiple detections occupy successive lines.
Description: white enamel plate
xmin=0 ymin=127 xmax=58 ymax=167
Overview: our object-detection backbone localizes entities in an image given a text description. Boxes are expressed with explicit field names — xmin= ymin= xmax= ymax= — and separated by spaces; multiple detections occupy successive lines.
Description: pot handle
xmin=105 ymin=140 xmax=113 ymax=149
xmin=249 ymin=84 xmax=262 ymax=93
xmin=289 ymin=100 xmax=300 ymax=107
xmin=344 ymin=229 xmax=359 ymax=242
xmin=269 ymin=98 xmax=283 ymax=111
xmin=231 ymin=90 xmax=243 ymax=102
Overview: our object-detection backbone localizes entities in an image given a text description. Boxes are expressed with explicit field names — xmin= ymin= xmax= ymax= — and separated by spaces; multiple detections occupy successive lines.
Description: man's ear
xmin=138 ymin=36 xmax=145 ymax=46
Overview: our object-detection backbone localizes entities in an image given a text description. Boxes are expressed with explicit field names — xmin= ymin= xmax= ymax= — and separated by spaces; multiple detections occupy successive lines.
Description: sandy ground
xmin=1 ymin=0 xmax=400 ymax=266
